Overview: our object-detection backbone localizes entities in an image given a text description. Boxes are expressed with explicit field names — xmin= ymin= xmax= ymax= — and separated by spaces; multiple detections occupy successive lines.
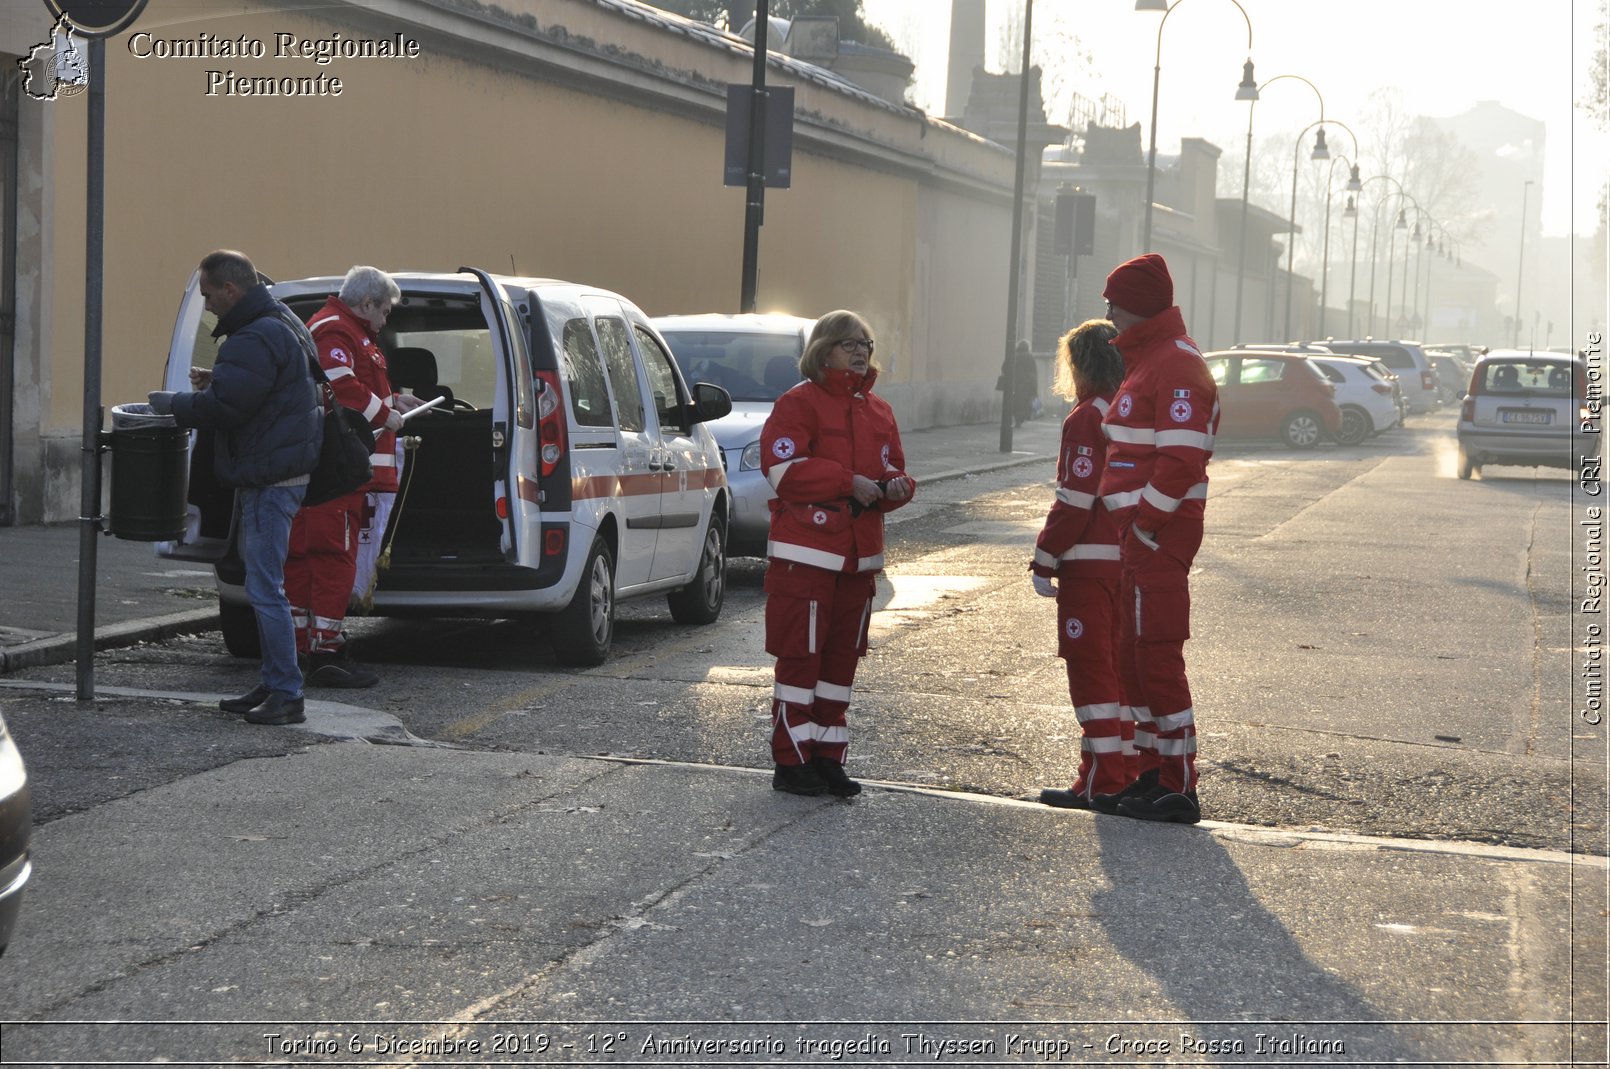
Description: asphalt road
xmin=9 ymin=413 xmax=1601 ymax=854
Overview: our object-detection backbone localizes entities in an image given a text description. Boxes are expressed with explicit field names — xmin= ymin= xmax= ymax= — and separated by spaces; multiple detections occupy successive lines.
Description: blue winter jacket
xmin=170 ymin=284 xmax=322 ymax=488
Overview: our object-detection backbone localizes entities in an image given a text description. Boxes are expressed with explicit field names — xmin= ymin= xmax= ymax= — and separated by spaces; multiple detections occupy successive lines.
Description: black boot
xmin=772 ymin=762 xmax=830 ymax=796
xmin=244 ymin=693 xmax=306 ymax=726
xmin=1091 ymin=768 xmax=1159 ymax=815
xmin=1038 ymin=787 xmax=1092 ymax=810
xmin=1119 ymin=789 xmax=1201 ymax=824
xmin=305 ymin=648 xmax=379 ymax=689
xmin=811 ymin=757 xmax=862 ymax=797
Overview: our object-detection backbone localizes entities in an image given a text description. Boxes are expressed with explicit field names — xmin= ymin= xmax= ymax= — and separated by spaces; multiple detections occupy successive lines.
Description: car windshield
xmin=1479 ymin=361 xmax=1578 ymax=398
xmin=658 ymin=330 xmax=801 ymax=402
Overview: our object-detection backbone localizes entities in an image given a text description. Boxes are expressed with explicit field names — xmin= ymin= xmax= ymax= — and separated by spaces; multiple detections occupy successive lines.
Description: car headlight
xmin=740 ymin=440 xmax=762 ymax=471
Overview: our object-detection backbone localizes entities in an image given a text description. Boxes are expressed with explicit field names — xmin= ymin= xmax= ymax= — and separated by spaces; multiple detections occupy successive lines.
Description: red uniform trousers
xmin=1117 ymin=518 xmax=1202 ymax=793
xmin=764 ymin=561 xmax=875 ymax=767
xmin=285 ymin=489 xmax=367 ymax=654
xmin=1055 ymin=574 xmax=1133 ymax=797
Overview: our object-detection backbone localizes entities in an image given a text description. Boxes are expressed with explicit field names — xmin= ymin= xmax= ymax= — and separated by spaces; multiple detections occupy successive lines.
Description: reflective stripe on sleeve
xmin=370 ymin=452 xmax=396 ymax=468
xmin=1056 ymin=487 xmax=1096 ymax=508
xmin=1140 ymin=482 xmax=1208 ymax=513
xmin=1033 ymin=547 xmax=1060 ymax=570
xmin=1102 ymin=488 xmax=1144 ymax=510
xmin=1092 ymin=397 xmax=1111 ymax=416
xmin=1156 ymin=429 xmax=1214 ymax=449
xmin=362 ymin=395 xmax=385 ymax=422
xmin=1063 ymin=544 xmax=1119 ymax=561
xmin=1175 ymin=339 xmax=1202 ymax=358
xmin=308 ymin=314 xmax=341 ymax=332
xmin=856 ymin=553 xmax=884 ymax=572
xmin=324 ymin=365 xmax=356 ymax=382
xmin=1105 ymin=424 xmax=1156 ymax=445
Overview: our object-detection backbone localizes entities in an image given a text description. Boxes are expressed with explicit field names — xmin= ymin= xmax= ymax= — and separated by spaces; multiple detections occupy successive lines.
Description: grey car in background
xmin=1456 ymin=351 xmax=1593 ymax=479
xmin=0 ymin=711 xmax=30 ymax=957
xmin=653 ymin=313 xmax=815 ymax=556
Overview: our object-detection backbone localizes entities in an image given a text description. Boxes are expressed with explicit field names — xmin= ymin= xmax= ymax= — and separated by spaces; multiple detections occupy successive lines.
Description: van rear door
xmin=155 ymin=270 xmax=235 ymax=562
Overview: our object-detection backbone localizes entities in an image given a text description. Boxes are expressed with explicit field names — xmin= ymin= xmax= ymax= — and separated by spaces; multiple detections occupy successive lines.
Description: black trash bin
xmin=106 ymin=403 xmax=190 ymax=541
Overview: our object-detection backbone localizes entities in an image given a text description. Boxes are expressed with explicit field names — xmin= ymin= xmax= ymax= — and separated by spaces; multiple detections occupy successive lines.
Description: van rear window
xmin=561 ymin=319 xmax=613 ymax=427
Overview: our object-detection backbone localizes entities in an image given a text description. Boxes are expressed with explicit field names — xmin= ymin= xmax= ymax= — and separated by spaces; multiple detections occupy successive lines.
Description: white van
xmin=157 ymin=269 xmax=733 ymax=666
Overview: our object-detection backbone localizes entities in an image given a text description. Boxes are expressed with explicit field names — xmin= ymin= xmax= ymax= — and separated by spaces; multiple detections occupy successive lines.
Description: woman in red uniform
xmin=1032 ymin=320 xmax=1129 ymax=809
xmin=759 ymin=310 xmax=917 ymax=797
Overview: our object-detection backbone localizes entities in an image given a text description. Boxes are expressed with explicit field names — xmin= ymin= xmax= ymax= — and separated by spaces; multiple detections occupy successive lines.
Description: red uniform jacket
xmin=1099 ymin=307 xmax=1219 ymax=540
xmin=305 ymin=296 xmax=400 ymax=493
xmin=1033 ymin=394 xmax=1120 ymax=579
xmin=760 ymin=367 xmax=915 ymax=573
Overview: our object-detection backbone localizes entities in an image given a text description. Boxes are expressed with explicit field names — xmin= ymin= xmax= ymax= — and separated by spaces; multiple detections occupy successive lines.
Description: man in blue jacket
xmin=150 ymin=250 xmax=322 ymax=725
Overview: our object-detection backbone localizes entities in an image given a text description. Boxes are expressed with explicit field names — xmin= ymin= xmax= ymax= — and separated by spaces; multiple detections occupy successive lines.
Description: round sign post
xmin=44 ymin=0 xmax=148 ymax=699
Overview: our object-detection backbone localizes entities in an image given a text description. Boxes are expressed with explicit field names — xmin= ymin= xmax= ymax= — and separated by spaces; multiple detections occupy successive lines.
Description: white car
xmin=1310 ymin=355 xmax=1401 ymax=445
xmin=652 ymin=313 xmax=815 ymax=557
xmin=157 ymin=270 xmax=733 ymax=666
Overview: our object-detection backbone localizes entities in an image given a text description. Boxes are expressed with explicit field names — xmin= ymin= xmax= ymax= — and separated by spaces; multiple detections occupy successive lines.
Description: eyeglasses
xmin=837 ymin=338 xmax=874 ymax=355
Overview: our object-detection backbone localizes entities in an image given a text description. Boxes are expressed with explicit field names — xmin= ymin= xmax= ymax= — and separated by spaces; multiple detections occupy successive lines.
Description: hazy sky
xmin=861 ymin=0 xmax=1606 ymax=237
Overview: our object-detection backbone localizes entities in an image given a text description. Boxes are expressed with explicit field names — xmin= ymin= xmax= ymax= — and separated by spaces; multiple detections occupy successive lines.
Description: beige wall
xmin=4 ymin=0 xmax=1015 ymax=522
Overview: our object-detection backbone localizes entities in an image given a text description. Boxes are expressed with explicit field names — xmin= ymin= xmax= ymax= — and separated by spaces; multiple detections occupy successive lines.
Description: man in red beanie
xmin=1093 ymin=253 xmax=1219 ymax=823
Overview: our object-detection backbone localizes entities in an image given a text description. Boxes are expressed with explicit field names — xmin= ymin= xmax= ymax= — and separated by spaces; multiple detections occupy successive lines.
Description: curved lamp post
xmin=1317 ymin=153 xmax=1363 ymax=338
xmin=1139 ymin=0 xmax=1258 ymax=249
xmin=1283 ymin=119 xmax=1358 ymax=340
xmin=1420 ymin=219 xmax=1453 ymax=339
xmin=1513 ymin=179 xmax=1534 ymax=347
xmin=1398 ymin=208 xmax=1424 ymax=336
xmin=1233 ymin=72 xmax=1322 ymax=343
xmin=1357 ymin=174 xmax=1405 ymax=336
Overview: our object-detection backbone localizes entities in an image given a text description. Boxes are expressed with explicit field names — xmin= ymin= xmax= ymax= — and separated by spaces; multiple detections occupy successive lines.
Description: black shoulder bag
xmin=275 ymin=304 xmax=375 ymax=507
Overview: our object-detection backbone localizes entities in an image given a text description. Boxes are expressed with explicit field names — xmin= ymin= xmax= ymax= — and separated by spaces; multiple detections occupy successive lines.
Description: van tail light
xmin=1422 ymin=371 xmax=1436 ymax=391
xmin=544 ymin=528 xmax=566 ymax=557
xmin=496 ymin=496 xmax=509 ymax=520
xmin=535 ymin=370 xmax=566 ymax=477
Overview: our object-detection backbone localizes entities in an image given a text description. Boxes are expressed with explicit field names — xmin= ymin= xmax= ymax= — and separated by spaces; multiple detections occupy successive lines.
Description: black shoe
xmin=772 ymin=763 xmax=831 ymax=796
xmin=1118 ymin=789 xmax=1201 ymax=824
xmin=811 ymin=757 xmax=862 ymax=797
xmin=1091 ymin=769 xmax=1159 ymax=815
xmin=305 ymin=649 xmax=379 ymax=689
xmin=244 ymin=693 xmax=306 ymax=726
xmin=219 ymin=683 xmax=270 ymax=715
xmin=1038 ymin=788 xmax=1092 ymax=810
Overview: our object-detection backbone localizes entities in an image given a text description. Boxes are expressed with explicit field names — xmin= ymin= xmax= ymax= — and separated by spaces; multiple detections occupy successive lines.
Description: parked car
xmin=0 ymin=710 xmax=30 ymax=957
xmin=158 ymin=270 xmax=734 ymax=666
xmin=1321 ymin=340 xmax=1441 ymax=414
xmin=1456 ymin=350 xmax=1594 ymax=479
xmin=1204 ymin=351 xmax=1342 ymax=448
xmin=1427 ymin=352 xmax=1470 ymax=403
xmin=652 ymin=313 xmax=814 ymax=557
xmin=1310 ymin=355 xmax=1401 ymax=444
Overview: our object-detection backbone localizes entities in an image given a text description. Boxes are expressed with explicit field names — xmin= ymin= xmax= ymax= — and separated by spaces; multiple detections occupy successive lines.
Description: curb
xmin=0 ymin=608 xmax=220 ymax=675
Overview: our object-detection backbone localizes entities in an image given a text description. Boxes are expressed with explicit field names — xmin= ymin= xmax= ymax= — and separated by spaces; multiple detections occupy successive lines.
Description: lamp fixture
xmin=1346 ymin=163 xmax=1362 ymax=192
xmin=1310 ymin=126 xmax=1330 ymax=160
xmin=1236 ymin=59 xmax=1259 ymax=100
xmin=1395 ymin=209 xmax=1407 ymax=229
xmin=1344 ymin=194 xmax=1357 ymax=218
xmin=1136 ymin=0 xmax=1169 ymax=10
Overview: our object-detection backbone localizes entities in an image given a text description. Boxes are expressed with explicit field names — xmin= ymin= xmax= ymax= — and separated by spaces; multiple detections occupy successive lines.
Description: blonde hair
xmin=801 ymin=310 xmax=877 ymax=382
xmin=1052 ymin=319 xmax=1124 ymax=403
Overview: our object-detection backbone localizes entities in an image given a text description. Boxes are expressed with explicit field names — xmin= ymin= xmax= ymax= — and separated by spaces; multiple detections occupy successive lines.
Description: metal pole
xmin=1512 ymin=179 xmax=1532 ymax=347
xmin=1347 ymin=200 xmax=1360 ymax=338
xmin=1366 ymin=206 xmax=1382 ymax=337
xmin=1383 ymin=220 xmax=1398 ymax=339
xmin=1282 ymin=133 xmax=1305 ymax=341
xmin=738 ymin=0 xmax=768 ymax=313
xmin=999 ymin=0 xmax=1033 ymax=453
xmin=1232 ymin=101 xmax=1254 ymax=341
xmin=1142 ymin=55 xmax=1162 ymax=249
xmin=1398 ymin=219 xmax=1412 ymax=336
xmin=76 ymin=37 xmax=107 ymax=701
xmin=1318 ymin=175 xmax=1334 ymax=338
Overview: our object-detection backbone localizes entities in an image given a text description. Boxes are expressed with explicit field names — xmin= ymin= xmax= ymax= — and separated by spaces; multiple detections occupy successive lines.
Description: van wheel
xmin=1282 ymin=411 xmax=1323 ymax=449
xmin=553 ymin=537 xmax=614 ymax=666
xmin=1457 ymin=447 xmax=1477 ymax=480
xmin=220 ymin=601 xmax=261 ymax=659
xmin=668 ymin=512 xmax=727 ymax=625
xmin=1334 ymin=406 xmax=1371 ymax=446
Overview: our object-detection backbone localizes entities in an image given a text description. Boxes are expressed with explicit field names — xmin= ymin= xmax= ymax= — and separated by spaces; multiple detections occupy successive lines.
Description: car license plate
xmin=1500 ymin=409 xmax=1552 ymax=425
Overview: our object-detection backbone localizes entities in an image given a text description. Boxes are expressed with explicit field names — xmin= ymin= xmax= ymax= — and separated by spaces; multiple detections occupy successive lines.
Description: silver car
xmin=1456 ymin=351 xmax=1593 ymax=479
xmin=0 ymin=710 xmax=30 ymax=957
xmin=653 ymin=313 xmax=815 ymax=556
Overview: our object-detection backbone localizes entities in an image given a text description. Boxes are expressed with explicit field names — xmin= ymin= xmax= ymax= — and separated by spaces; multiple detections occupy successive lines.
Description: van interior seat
xmin=389 ymin=346 xmax=454 ymax=405
xmin=764 ymin=355 xmax=799 ymax=394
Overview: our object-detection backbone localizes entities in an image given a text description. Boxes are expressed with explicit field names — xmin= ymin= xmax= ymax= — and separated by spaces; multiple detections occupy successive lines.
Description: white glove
xmin=384 ymin=408 xmax=405 ymax=432
xmin=1031 ymin=573 xmax=1057 ymax=598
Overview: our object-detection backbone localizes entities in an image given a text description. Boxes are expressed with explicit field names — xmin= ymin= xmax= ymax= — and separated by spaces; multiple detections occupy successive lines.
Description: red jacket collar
xmin=1113 ymin=306 xmax=1187 ymax=357
xmin=817 ymin=366 xmax=878 ymax=397
xmin=312 ymin=295 xmax=371 ymax=341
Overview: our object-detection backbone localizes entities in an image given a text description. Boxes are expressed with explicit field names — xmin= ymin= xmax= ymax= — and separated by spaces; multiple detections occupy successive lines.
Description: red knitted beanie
xmin=1102 ymin=253 xmax=1174 ymax=318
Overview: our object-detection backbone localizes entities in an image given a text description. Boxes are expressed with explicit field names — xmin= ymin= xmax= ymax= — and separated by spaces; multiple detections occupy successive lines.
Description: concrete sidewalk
xmin=0 ymin=417 xmax=1064 ymax=674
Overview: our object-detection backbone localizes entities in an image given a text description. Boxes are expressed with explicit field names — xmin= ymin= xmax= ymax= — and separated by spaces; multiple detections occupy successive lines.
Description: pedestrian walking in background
xmin=148 ymin=250 xmax=322 ymax=726
xmin=759 ymin=311 xmax=917 ymax=798
xmin=1032 ymin=319 xmax=1131 ymax=810
xmin=998 ymin=339 xmax=1041 ymax=426
xmin=1093 ymin=253 xmax=1219 ymax=824
xmin=284 ymin=266 xmax=425 ymax=688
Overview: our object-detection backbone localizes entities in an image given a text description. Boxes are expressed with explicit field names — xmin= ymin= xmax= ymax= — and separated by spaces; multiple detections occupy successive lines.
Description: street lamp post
xmin=1233 ymin=72 xmax=1322 ymax=343
xmin=1399 ymin=211 xmax=1421 ymax=336
xmin=998 ymin=0 xmax=1035 ymax=453
xmin=1356 ymin=174 xmax=1405 ymax=336
xmin=1512 ymin=178 xmax=1533 ymax=347
xmin=1318 ymin=155 xmax=1362 ymax=338
xmin=1283 ymin=119 xmax=1358 ymax=340
xmin=1140 ymin=0 xmax=1258 ymax=250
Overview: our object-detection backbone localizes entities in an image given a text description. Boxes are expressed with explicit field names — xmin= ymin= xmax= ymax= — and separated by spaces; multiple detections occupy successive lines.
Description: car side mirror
xmin=689 ymin=381 xmax=732 ymax=425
